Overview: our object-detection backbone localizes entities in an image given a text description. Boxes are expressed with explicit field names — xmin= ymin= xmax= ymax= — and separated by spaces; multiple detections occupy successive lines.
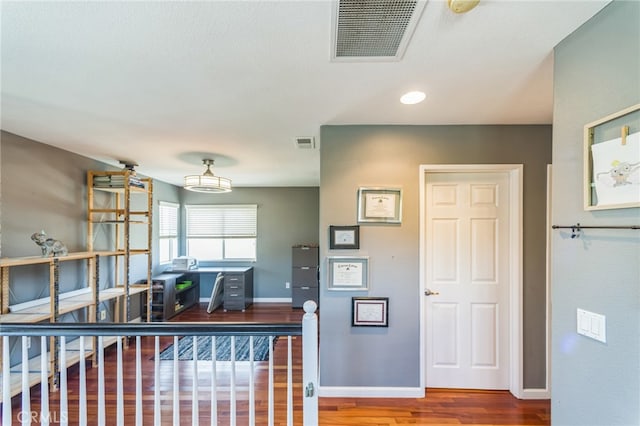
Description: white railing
xmin=0 ymin=302 xmax=319 ymax=425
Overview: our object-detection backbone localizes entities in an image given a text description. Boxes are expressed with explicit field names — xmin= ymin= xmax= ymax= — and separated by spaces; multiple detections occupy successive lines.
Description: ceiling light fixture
xmin=400 ymin=91 xmax=426 ymax=105
xmin=448 ymin=0 xmax=480 ymax=14
xmin=184 ymin=159 xmax=232 ymax=193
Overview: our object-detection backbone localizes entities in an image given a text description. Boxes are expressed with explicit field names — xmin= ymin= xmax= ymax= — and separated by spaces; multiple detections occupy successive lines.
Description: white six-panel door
xmin=425 ymin=171 xmax=510 ymax=389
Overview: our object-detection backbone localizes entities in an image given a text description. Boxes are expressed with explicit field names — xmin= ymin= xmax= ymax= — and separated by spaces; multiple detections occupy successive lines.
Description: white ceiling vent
xmin=295 ymin=137 xmax=316 ymax=149
xmin=332 ymin=0 xmax=426 ymax=61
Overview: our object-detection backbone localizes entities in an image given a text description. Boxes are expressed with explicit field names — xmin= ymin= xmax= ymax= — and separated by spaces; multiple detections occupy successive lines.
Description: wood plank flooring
xmin=6 ymin=303 xmax=550 ymax=425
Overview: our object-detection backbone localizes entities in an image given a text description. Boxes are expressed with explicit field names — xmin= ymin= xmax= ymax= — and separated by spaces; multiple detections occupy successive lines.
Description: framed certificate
xmin=329 ymin=225 xmax=360 ymax=249
xmin=327 ymin=256 xmax=369 ymax=291
xmin=352 ymin=297 xmax=389 ymax=327
xmin=357 ymin=187 xmax=402 ymax=224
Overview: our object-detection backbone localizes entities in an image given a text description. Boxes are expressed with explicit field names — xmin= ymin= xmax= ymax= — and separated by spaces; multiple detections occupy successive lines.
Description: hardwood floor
xmin=8 ymin=303 xmax=549 ymax=425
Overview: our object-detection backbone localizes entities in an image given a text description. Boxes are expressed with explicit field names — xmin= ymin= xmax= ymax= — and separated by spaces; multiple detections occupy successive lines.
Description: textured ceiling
xmin=1 ymin=1 xmax=610 ymax=187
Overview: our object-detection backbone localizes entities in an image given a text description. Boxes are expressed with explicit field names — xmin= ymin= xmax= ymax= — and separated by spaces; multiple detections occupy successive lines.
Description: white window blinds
xmin=159 ymin=202 xmax=178 ymax=237
xmin=186 ymin=205 xmax=257 ymax=238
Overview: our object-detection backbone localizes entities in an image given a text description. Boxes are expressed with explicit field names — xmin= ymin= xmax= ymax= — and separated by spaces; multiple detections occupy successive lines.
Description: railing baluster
xmin=268 ymin=335 xmax=274 ymax=426
xmin=154 ymin=336 xmax=161 ymax=426
xmin=172 ymin=335 xmax=179 ymax=426
xmin=117 ymin=336 xmax=124 ymax=425
xmin=136 ymin=336 xmax=142 ymax=426
xmin=230 ymin=335 xmax=236 ymax=426
xmin=59 ymin=337 xmax=68 ymax=426
xmin=2 ymin=336 xmax=11 ymax=426
xmin=287 ymin=336 xmax=293 ymax=426
xmin=302 ymin=301 xmax=319 ymax=426
xmin=249 ymin=335 xmax=255 ymax=426
xmin=40 ymin=336 xmax=50 ymax=426
xmin=97 ymin=336 xmax=105 ymax=426
xmin=79 ymin=336 xmax=86 ymax=426
xmin=21 ymin=336 xmax=31 ymax=425
xmin=192 ymin=336 xmax=199 ymax=426
xmin=210 ymin=336 xmax=217 ymax=426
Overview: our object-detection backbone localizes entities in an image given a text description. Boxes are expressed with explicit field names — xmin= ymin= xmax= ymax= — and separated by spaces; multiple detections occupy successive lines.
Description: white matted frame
xmin=327 ymin=256 xmax=369 ymax=291
xmin=357 ymin=187 xmax=402 ymax=224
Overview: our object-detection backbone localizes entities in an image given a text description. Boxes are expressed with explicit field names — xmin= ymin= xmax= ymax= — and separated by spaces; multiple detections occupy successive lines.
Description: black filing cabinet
xmin=292 ymin=246 xmax=319 ymax=308
xmin=223 ymin=268 xmax=254 ymax=311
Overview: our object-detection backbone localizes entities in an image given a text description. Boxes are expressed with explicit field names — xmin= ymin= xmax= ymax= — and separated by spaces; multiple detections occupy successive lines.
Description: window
xmin=186 ymin=204 xmax=257 ymax=261
xmin=158 ymin=202 xmax=179 ymax=264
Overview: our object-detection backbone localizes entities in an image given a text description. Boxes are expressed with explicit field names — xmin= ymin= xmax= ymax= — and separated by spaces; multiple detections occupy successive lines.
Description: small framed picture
xmin=329 ymin=225 xmax=360 ymax=249
xmin=357 ymin=187 xmax=402 ymax=224
xmin=327 ymin=256 xmax=369 ymax=291
xmin=352 ymin=297 xmax=389 ymax=327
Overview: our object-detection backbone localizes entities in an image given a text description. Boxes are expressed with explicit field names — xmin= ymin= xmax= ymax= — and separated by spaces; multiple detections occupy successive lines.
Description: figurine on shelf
xmin=31 ymin=230 xmax=68 ymax=257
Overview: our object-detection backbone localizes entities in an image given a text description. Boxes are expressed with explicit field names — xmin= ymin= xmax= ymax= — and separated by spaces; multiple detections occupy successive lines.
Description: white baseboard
xmin=318 ymin=386 xmax=424 ymax=398
xmin=519 ymin=388 xmax=550 ymax=400
xmin=199 ymin=297 xmax=292 ymax=303
xmin=253 ymin=297 xmax=292 ymax=303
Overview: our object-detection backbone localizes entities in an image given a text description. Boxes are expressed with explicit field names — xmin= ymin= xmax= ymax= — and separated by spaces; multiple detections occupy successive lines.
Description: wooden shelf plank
xmin=0 ymin=311 xmax=51 ymax=323
xmin=0 ymin=251 xmax=123 ymax=267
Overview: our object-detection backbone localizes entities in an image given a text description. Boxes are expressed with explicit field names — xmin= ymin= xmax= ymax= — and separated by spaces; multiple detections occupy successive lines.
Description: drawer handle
xmin=301 ymin=286 xmax=310 ymax=290
xmin=300 ymin=266 xmax=310 ymax=270
xmin=229 ymin=293 xmax=239 ymax=297
xmin=228 ymin=286 xmax=239 ymax=289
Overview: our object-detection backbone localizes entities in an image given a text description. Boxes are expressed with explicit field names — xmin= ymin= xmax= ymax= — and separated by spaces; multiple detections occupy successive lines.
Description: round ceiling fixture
xmin=448 ymin=0 xmax=480 ymax=14
xmin=400 ymin=91 xmax=426 ymax=105
xmin=184 ymin=159 xmax=232 ymax=193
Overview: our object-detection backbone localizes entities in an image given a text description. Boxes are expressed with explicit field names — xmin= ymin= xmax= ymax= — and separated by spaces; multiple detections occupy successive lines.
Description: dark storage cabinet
xmin=150 ymin=273 xmax=199 ymax=321
xmin=292 ymin=246 xmax=319 ymax=308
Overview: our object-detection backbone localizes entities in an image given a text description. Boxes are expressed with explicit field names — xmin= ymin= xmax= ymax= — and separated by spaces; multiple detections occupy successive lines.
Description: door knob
xmin=425 ymin=289 xmax=440 ymax=296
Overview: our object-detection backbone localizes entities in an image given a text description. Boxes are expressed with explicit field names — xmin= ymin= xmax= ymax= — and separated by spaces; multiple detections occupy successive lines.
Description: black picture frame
xmin=352 ymin=297 xmax=389 ymax=327
xmin=329 ymin=225 xmax=360 ymax=250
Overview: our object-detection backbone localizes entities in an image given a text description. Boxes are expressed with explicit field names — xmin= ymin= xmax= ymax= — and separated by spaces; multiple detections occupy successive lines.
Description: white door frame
xmin=419 ymin=164 xmax=524 ymax=398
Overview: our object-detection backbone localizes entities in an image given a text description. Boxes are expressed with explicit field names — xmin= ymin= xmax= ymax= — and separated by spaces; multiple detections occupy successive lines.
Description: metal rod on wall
xmin=551 ymin=223 xmax=640 ymax=238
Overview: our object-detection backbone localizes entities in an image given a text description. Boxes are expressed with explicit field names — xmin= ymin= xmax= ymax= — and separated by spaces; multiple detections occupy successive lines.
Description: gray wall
xmin=551 ymin=1 xmax=640 ymax=425
xmin=181 ymin=187 xmax=319 ymax=299
xmin=319 ymin=125 xmax=551 ymax=389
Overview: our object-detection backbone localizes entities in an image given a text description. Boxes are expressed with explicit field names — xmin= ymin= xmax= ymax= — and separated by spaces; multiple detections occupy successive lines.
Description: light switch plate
xmin=577 ymin=308 xmax=606 ymax=343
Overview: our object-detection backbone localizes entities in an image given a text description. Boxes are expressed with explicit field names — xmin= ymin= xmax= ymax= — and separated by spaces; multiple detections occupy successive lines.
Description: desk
xmin=165 ymin=267 xmax=254 ymax=311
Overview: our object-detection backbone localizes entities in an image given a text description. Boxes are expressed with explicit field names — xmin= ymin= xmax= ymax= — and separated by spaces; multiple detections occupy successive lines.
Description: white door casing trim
xmin=419 ymin=164 xmax=524 ymax=398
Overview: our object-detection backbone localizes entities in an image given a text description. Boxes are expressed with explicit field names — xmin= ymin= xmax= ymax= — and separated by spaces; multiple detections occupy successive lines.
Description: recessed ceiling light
xmin=400 ymin=91 xmax=426 ymax=105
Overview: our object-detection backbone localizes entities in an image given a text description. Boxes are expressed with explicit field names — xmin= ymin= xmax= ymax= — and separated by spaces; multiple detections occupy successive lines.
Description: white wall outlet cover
xmin=577 ymin=308 xmax=606 ymax=343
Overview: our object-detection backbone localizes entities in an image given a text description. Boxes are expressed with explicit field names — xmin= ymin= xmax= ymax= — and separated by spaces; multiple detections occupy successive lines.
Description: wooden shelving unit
xmin=87 ymin=169 xmax=153 ymax=323
xmin=0 ymin=168 xmax=153 ymax=401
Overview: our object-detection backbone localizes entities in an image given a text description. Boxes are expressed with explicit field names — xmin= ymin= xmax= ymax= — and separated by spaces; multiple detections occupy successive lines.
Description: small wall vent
xmin=295 ymin=137 xmax=316 ymax=149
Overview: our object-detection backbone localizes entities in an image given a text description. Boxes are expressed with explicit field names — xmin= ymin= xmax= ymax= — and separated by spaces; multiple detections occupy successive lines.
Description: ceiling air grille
xmin=333 ymin=0 xmax=426 ymax=61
